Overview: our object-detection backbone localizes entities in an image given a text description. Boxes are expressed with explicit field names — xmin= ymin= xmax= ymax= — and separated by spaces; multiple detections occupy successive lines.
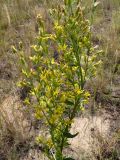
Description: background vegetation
xmin=0 ymin=0 xmax=120 ymax=159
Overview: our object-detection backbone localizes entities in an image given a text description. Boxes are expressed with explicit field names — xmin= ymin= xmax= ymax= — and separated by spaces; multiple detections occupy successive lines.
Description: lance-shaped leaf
xmin=63 ymin=157 xmax=75 ymax=160
xmin=65 ymin=99 xmax=74 ymax=106
xmin=64 ymin=132 xmax=79 ymax=138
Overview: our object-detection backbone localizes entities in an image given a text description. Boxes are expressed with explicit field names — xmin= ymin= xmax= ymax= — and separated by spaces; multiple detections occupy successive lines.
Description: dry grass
xmin=91 ymin=129 xmax=120 ymax=160
xmin=0 ymin=94 xmax=32 ymax=160
xmin=0 ymin=0 xmax=120 ymax=159
xmin=0 ymin=0 xmax=46 ymax=102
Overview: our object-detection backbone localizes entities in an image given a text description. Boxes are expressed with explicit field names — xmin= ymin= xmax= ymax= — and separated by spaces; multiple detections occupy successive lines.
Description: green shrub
xmin=15 ymin=0 xmax=101 ymax=159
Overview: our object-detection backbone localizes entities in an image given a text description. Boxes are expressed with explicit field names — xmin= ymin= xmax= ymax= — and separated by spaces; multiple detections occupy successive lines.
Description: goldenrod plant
xmin=14 ymin=0 xmax=101 ymax=159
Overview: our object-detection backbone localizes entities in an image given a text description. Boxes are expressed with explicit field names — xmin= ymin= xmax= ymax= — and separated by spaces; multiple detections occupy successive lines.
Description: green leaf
xmin=68 ymin=0 xmax=72 ymax=6
xmin=63 ymin=140 xmax=70 ymax=147
xmin=63 ymin=157 xmax=75 ymax=160
xmin=64 ymin=132 xmax=79 ymax=138
xmin=65 ymin=100 xmax=74 ymax=106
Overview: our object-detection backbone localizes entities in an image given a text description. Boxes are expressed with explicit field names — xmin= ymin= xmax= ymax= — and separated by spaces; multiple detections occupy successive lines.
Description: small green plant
xmin=14 ymin=0 xmax=101 ymax=159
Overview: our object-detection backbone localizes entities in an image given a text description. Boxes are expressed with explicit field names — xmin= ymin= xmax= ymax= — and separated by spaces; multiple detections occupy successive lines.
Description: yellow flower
xmin=40 ymin=100 xmax=46 ymax=108
xmin=72 ymin=66 xmax=78 ymax=72
xmin=35 ymin=111 xmax=43 ymax=119
xmin=84 ymin=92 xmax=90 ymax=98
xmin=47 ymin=138 xmax=53 ymax=148
xmin=60 ymin=94 xmax=66 ymax=102
xmin=80 ymin=106 xmax=85 ymax=111
xmin=53 ymin=88 xmax=60 ymax=96
xmin=51 ymin=58 xmax=55 ymax=64
xmin=49 ymin=114 xmax=58 ymax=124
xmin=74 ymin=83 xmax=83 ymax=95
xmin=24 ymin=98 xmax=30 ymax=105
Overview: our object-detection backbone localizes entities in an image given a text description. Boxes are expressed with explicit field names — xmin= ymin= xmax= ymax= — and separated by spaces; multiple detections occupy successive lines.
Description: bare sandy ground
xmin=1 ymin=95 xmax=118 ymax=160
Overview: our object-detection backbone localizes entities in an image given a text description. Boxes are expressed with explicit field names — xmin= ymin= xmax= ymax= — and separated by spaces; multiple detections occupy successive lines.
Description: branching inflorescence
xmin=14 ymin=0 xmax=101 ymax=159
